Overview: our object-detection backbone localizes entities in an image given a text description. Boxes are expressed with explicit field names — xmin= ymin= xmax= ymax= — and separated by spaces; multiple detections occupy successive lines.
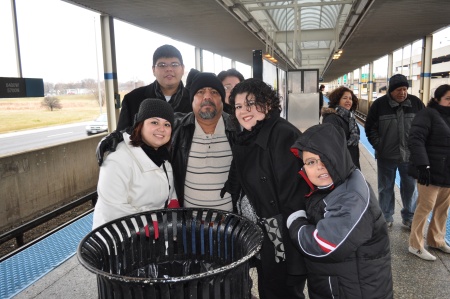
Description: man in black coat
xmin=365 ymin=74 xmax=424 ymax=229
xmin=116 ymin=44 xmax=192 ymax=131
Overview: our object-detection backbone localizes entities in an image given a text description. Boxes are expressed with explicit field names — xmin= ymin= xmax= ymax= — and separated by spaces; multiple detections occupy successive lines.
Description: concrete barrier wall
xmin=0 ymin=135 xmax=103 ymax=231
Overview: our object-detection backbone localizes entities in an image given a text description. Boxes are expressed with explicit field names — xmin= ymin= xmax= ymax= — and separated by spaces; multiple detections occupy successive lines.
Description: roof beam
xmin=275 ymin=29 xmax=334 ymax=43
xmin=301 ymin=48 xmax=331 ymax=57
xmin=246 ymin=0 xmax=353 ymax=11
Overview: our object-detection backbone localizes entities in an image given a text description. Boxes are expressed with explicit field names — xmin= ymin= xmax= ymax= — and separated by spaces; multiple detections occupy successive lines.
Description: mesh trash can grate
xmin=78 ymin=208 xmax=263 ymax=299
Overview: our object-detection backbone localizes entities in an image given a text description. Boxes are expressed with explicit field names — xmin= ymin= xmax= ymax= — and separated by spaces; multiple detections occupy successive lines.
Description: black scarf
xmin=236 ymin=118 xmax=266 ymax=145
xmin=140 ymin=144 xmax=169 ymax=167
xmin=153 ymin=80 xmax=185 ymax=110
xmin=335 ymin=106 xmax=360 ymax=146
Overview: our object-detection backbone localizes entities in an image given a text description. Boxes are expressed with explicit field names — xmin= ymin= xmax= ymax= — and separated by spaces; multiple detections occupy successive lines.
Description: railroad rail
xmin=0 ymin=192 xmax=96 ymax=262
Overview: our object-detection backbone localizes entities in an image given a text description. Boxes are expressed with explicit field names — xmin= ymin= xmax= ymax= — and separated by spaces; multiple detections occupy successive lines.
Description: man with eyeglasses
xmin=117 ymin=44 xmax=192 ymax=131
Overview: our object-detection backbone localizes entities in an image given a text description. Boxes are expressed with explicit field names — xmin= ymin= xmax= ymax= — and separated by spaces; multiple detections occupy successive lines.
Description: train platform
xmin=2 ymin=125 xmax=450 ymax=299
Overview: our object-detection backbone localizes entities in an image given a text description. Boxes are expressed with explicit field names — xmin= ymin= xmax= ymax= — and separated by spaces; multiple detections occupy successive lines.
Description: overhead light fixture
xmin=263 ymin=53 xmax=277 ymax=64
xmin=233 ymin=7 xmax=250 ymax=22
xmin=222 ymin=0 xmax=234 ymax=6
xmin=332 ymin=49 xmax=343 ymax=60
xmin=247 ymin=21 xmax=259 ymax=32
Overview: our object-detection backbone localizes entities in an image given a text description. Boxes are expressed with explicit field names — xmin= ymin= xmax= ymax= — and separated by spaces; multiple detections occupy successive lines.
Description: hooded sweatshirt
xmin=289 ymin=123 xmax=393 ymax=299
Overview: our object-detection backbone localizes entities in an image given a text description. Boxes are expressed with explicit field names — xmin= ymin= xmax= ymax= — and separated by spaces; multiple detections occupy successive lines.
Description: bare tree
xmin=41 ymin=96 xmax=62 ymax=111
xmin=81 ymin=78 xmax=97 ymax=93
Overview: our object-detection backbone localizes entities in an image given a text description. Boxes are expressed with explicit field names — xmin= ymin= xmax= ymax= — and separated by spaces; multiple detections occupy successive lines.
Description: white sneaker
xmin=408 ymin=246 xmax=436 ymax=261
xmin=430 ymin=244 xmax=450 ymax=254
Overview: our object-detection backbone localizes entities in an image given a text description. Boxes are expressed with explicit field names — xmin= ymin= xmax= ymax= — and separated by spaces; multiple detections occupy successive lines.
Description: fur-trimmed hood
xmin=321 ymin=106 xmax=336 ymax=117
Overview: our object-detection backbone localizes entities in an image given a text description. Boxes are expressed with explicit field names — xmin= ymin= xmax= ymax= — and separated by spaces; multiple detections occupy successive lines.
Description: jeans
xmin=377 ymin=158 xmax=417 ymax=222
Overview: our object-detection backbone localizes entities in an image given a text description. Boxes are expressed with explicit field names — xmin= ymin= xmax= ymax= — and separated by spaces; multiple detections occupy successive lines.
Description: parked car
xmin=86 ymin=113 xmax=108 ymax=135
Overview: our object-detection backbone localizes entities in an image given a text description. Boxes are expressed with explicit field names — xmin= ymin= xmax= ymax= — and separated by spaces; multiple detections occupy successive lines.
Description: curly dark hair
xmin=327 ymin=86 xmax=358 ymax=111
xmin=228 ymin=78 xmax=281 ymax=118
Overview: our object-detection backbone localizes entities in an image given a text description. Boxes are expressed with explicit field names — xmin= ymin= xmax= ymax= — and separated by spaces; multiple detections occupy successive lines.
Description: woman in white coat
xmin=93 ymin=98 xmax=179 ymax=229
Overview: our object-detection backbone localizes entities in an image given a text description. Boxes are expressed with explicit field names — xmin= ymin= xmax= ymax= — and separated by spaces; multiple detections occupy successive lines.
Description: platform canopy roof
xmin=64 ymin=0 xmax=450 ymax=81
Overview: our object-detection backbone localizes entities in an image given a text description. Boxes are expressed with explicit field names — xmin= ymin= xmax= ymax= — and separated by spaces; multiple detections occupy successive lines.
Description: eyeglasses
xmin=154 ymin=62 xmax=182 ymax=69
xmin=224 ymin=84 xmax=235 ymax=92
xmin=303 ymin=158 xmax=323 ymax=167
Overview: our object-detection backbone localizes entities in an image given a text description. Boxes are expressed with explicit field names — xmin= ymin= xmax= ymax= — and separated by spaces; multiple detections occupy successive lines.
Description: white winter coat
xmin=92 ymin=133 xmax=177 ymax=229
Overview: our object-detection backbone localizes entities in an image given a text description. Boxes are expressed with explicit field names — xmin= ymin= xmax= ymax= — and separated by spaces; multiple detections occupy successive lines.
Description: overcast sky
xmin=1 ymin=0 xmax=449 ymax=84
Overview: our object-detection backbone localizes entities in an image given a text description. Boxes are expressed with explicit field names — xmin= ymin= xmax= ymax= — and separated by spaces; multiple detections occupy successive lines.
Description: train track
xmin=0 ymin=193 xmax=95 ymax=261
xmin=354 ymin=110 xmax=367 ymax=124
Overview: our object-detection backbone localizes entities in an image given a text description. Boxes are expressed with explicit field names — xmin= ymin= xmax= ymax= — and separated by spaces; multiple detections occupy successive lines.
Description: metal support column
xmin=100 ymin=15 xmax=119 ymax=132
xmin=10 ymin=0 xmax=22 ymax=77
xmin=195 ymin=48 xmax=203 ymax=71
xmin=368 ymin=62 xmax=374 ymax=103
xmin=387 ymin=53 xmax=393 ymax=90
xmin=358 ymin=67 xmax=362 ymax=98
xmin=420 ymin=35 xmax=433 ymax=104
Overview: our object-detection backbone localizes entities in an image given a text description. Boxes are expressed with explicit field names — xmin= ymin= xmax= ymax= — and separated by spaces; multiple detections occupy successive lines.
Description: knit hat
xmin=134 ymin=98 xmax=174 ymax=128
xmin=388 ymin=74 xmax=409 ymax=93
xmin=185 ymin=68 xmax=200 ymax=90
xmin=189 ymin=72 xmax=226 ymax=103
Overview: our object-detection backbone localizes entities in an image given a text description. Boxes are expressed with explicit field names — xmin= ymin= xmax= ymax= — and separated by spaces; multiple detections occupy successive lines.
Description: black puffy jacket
xmin=289 ymin=123 xmax=393 ymax=299
xmin=408 ymin=100 xmax=450 ymax=187
xmin=170 ymin=112 xmax=238 ymax=206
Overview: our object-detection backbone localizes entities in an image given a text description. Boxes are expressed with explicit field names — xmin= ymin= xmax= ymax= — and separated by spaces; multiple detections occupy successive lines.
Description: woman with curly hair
xmin=223 ymin=78 xmax=309 ymax=298
xmin=321 ymin=86 xmax=360 ymax=168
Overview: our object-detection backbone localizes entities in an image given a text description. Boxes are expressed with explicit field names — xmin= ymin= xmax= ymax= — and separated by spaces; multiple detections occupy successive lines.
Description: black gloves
xmin=417 ymin=165 xmax=431 ymax=186
xmin=96 ymin=130 xmax=124 ymax=166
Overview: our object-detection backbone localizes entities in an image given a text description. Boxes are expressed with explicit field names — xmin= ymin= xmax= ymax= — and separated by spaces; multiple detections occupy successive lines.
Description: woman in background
xmin=408 ymin=84 xmax=450 ymax=260
xmin=321 ymin=86 xmax=360 ymax=169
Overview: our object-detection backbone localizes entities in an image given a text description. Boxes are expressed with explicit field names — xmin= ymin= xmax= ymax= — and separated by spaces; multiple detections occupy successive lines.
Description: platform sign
xmin=0 ymin=77 xmax=44 ymax=98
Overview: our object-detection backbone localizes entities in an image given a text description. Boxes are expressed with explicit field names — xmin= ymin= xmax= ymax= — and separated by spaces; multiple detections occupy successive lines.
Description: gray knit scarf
xmin=335 ymin=106 xmax=360 ymax=146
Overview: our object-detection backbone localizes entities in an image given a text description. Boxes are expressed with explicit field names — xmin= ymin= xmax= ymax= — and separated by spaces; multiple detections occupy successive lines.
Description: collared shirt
xmin=183 ymin=116 xmax=233 ymax=211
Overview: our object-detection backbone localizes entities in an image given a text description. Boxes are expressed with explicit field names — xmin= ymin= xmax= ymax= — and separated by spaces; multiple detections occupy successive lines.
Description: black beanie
xmin=134 ymin=98 xmax=174 ymax=128
xmin=189 ymin=72 xmax=226 ymax=103
xmin=388 ymin=74 xmax=409 ymax=93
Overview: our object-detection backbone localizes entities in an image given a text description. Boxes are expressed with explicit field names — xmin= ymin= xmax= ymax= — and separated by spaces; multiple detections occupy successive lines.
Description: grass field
xmin=0 ymin=94 xmax=106 ymax=134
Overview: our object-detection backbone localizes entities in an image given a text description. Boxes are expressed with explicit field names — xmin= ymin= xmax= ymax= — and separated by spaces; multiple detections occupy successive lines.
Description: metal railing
xmin=0 ymin=192 xmax=97 ymax=262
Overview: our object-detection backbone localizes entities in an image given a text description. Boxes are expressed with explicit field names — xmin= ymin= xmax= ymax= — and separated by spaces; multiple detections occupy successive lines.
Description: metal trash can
xmin=77 ymin=208 xmax=263 ymax=299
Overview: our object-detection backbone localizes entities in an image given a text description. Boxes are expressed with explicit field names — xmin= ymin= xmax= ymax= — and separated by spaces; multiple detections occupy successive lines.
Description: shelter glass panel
xmin=289 ymin=71 xmax=302 ymax=94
